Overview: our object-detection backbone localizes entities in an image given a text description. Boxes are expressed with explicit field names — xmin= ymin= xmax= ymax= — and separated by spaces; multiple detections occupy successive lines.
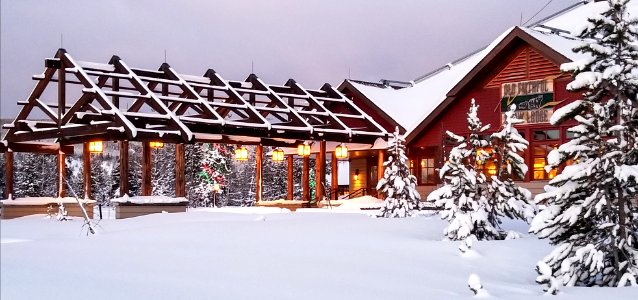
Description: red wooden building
xmin=339 ymin=1 xmax=623 ymax=198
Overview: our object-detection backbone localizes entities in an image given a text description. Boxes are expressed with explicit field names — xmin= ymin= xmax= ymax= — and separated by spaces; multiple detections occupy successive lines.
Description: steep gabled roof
xmin=1 ymin=49 xmax=388 ymax=148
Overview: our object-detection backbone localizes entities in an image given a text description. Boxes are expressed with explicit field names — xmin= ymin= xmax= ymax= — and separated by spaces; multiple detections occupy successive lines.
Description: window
xmin=532 ymin=144 xmax=558 ymax=180
xmin=475 ymin=147 xmax=497 ymax=178
xmin=420 ymin=158 xmax=436 ymax=184
xmin=533 ymin=129 xmax=559 ymax=141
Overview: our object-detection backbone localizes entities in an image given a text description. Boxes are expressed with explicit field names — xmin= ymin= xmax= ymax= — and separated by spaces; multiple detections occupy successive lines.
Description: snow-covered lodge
xmin=0 ymin=0 xmax=633 ymax=213
xmin=338 ymin=0 xmax=632 ymax=198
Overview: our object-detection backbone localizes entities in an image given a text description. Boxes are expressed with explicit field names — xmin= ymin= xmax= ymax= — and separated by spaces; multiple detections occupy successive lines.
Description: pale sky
xmin=0 ymin=0 xmax=582 ymax=118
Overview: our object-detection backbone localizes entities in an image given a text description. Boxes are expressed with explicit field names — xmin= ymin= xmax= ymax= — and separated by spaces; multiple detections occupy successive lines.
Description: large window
xmin=420 ymin=158 xmax=436 ymax=184
xmin=531 ymin=129 xmax=559 ymax=180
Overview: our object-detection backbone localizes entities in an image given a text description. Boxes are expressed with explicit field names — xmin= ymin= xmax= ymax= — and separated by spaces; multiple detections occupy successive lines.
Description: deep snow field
xmin=1 ymin=207 xmax=636 ymax=299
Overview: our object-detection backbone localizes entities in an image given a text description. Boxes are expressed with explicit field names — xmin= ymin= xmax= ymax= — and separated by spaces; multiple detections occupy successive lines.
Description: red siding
xmin=407 ymin=43 xmax=583 ymax=184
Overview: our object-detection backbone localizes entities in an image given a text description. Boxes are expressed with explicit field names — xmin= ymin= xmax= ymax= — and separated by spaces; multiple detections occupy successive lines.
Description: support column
xmin=119 ymin=141 xmax=129 ymax=196
xmin=4 ymin=151 xmax=14 ymax=199
xmin=377 ymin=149 xmax=385 ymax=198
xmin=255 ymin=145 xmax=263 ymax=202
xmin=315 ymin=141 xmax=326 ymax=202
xmin=175 ymin=143 xmax=186 ymax=197
xmin=141 ymin=142 xmax=152 ymax=196
xmin=83 ymin=142 xmax=92 ymax=199
xmin=57 ymin=149 xmax=66 ymax=198
xmin=287 ymin=155 xmax=294 ymax=200
xmin=302 ymin=155 xmax=310 ymax=201
xmin=331 ymin=152 xmax=338 ymax=200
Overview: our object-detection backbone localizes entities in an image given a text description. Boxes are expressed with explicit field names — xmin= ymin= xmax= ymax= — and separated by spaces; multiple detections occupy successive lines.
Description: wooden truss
xmin=1 ymin=49 xmax=388 ymax=147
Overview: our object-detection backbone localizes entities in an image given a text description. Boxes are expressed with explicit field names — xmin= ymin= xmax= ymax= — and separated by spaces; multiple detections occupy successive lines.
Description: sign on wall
xmin=501 ymin=78 xmax=555 ymax=124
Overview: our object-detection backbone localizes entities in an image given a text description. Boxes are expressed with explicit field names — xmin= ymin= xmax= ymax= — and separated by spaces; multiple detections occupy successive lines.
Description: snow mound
xmin=0 ymin=197 xmax=96 ymax=205
xmin=111 ymin=195 xmax=188 ymax=204
xmin=193 ymin=206 xmax=291 ymax=214
xmin=333 ymin=195 xmax=384 ymax=210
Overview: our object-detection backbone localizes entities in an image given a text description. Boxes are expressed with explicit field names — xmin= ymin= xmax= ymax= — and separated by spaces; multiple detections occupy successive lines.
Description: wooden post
xmin=315 ymin=141 xmax=326 ymax=202
xmin=119 ymin=141 xmax=129 ymax=196
xmin=302 ymin=155 xmax=310 ymax=201
xmin=287 ymin=155 xmax=294 ymax=200
xmin=331 ymin=152 xmax=338 ymax=200
xmin=141 ymin=141 xmax=152 ymax=196
xmin=377 ymin=149 xmax=385 ymax=198
xmin=83 ymin=142 xmax=92 ymax=199
xmin=255 ymin=145 xmax=263 ymax=202
xmin=175 ymin=144 xmax=186 ymax=197
xmin=57 ymin=149 xmax=66 ymax=198
xmin=4 ymin=151 xmax=14 ymax=199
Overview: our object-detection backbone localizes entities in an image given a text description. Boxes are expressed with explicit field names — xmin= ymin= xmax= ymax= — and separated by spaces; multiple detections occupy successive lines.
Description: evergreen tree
xmin=489 ymin=105 xmax=535 ymax=222
xmin=0 ymin=154 xmax=5 ymax=198
xmin=428 ymin=101 xmax=495 ymax=240
xmin=127 ymin=143 xmax=142 ymax=196
xmin=262 ymin=147 xmax=288 ymax=200
xmin=530 ymin=0 xmax=638 ymax=289
xmin=377 ymin=127 xmax=421 ymax=218
xmin=151 ymin=144 xmax=175 ymax=197
xmin=65 ymin=154 xmax=84 ymax=198
xmin=13 ymin=153 xmax=56 ymax=198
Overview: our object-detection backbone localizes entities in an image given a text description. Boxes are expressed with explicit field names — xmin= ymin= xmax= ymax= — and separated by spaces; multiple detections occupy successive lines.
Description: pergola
xmin=1 ymin=49 xmax=388 ymax=202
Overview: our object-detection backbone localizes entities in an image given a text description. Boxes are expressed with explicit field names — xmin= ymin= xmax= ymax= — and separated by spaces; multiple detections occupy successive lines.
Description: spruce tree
xmin=530 ymin=0 xmax=638 ymax=288
xmin=377 ymin=127 xmax=421 ymax=218
xmin=489 ymin=105 xmax=535 ymax=222
xmin=428 ymin=100 xmax=496 ymax=240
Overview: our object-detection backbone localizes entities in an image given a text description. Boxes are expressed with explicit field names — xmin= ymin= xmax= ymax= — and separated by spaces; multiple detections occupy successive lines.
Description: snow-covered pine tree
xmin=65 ymin=155 xmax=84 ymax=199
xmin=151 ymin=143 xmax=175 ymax=197
xmin=427 ymin=100 xmax=495 ymax=240
xmin=262 ymin=147 xmax=288 ymax=200
xmin=530 ymin=0 xmax=638 ymax=288
xmin=377 ymin=127 xmax=421 ymax=218
xmin=13 ymin=153 xmax=56 ymax=198
xmin=489 ymin=104 xmax=535 ymax=222
xmin=127 ymin=142 xmax=143 ymax=196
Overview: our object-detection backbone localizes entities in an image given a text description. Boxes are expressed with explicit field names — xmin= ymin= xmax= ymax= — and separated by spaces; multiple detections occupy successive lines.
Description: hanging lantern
xmin=213 ymin=183 xmax=221 ymax=193
xmin=335 ymin=143 xmax=348 ymax=159
xmin=297 ymin=142 xmax=310 ymax=157
xmin=149 ymin=141 xmax=164 ymax=149
xmin=235 ymin=146 xmax=249 ymax=161
xmin=88 ymin=141 xmax=103 ymax=154
xmin=271 ymin=148 xmax=285 ymax=162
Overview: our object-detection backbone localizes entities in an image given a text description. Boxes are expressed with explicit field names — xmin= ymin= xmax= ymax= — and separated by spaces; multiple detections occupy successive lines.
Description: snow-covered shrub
xmin=377 ymin=127 xmax=421 ymax=218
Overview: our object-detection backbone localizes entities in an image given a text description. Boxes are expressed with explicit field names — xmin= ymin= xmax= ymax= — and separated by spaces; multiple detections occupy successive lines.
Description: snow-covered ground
xmin=1 ymin=209 xmax=636 ymax=299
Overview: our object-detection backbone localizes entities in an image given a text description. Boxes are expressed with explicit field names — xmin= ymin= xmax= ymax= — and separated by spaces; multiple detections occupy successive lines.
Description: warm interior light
xmin=149 ymin=141 xmax=164 ymax=149
xmin=88 ymin=141 xmax=103 ymax=154
xmin=272 ymin=148 xmax=285 ymax=162
xmin=410 ymin=160 xmax=414 ymax=168
xmin=354 ymin=169 xmax=360 ymax=181
xmin=213 ymin=183 xmax=221 ymax=192
xmin=297 ymin=143 xmax=310 ymax=156
xmin=235 ymin=146 xmax=249 ymax=161
xmin=335 ymin=144 xmax=348 ymax=159
xmin=420 ymin=159 xmax=426 ymax=168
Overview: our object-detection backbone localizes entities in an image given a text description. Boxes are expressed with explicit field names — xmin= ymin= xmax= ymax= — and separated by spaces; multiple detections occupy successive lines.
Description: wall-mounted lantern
xmin=297 ymin=142 xmax=310 ymax=157
xmin=335 ymin=143 xmax=348 ymax=159
xmin=88 ymin=141 xmax=103 ymax=154
xmin=235 ymin=145 xmax=248 ymax=161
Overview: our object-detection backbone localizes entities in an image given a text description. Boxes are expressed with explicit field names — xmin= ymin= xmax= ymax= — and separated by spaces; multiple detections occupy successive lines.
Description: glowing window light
xmin=149 ymin=141 xmax=164 ymax=149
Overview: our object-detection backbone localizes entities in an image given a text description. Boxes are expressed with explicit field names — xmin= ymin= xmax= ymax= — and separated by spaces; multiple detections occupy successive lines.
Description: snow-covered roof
xmin=344 ymin=0 xmax=637 ymax=140
xmin=2 ymin=49 xmax=389 ymax=148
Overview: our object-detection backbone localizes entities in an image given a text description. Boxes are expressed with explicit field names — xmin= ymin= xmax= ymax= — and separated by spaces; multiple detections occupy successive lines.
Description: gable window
xmin=420 ymin=158 xmax=436 ymax=185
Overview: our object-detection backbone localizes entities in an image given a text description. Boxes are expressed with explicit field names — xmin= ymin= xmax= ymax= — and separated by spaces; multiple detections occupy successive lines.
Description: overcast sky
xmin=0 ymin=0 xmax=582 ymax=118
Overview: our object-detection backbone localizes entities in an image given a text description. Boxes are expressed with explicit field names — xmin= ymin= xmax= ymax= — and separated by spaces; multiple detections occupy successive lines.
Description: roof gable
xmin=405 ymin=27 xmax=573 ymax=144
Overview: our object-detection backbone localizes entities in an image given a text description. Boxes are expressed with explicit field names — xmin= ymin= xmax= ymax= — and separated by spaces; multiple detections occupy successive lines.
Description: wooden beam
xmin=83 ymin=142 xmax=92 ymax=199
xmin=377 ymin=149 xmax=385 ymax=198
xmin=141 ymin=142 xmax=152 ymax=196
xmin=0 ymin=142 xmax=74 ymax=154
xmin=4 ymin=151 xmax=14 ymax=199
xmin=331 ymin=152 xmax=338 ymax=200
xmin=255 ymin=144 xmax=263 ymax=202
xmin=315 ymin=140 xmax=326 ymax=202
xmin=287 ymin=155 xmax=294 ymax=200
xmin=119 ymin=141 xmax=129 ymax=196
xmin=302 ymin=155 xmax=310 ymax=201
xmin=58 ymin=58 xmax=65 ymax=127
xmin=175 ymin=143 xmax=186 ymax=197
xmin=57 ymin=150 xmax=66 ymax=198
